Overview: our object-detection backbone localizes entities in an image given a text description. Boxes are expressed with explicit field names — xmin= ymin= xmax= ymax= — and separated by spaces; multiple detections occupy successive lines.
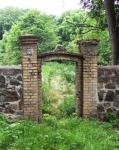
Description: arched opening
xmin=20 ymin=35 xmax=98 ymax=121
xmin=41 ymin=61 xmax=76 ymax=117
xmin=38 ymin=50 xmax=83 ymax=118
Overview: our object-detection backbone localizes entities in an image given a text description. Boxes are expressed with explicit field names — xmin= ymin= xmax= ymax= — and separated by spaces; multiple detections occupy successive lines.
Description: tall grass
xmin=0 ymin=115 xmax=119 ymax=150
xmin=42 ymin=62 xmax=75 ymax=116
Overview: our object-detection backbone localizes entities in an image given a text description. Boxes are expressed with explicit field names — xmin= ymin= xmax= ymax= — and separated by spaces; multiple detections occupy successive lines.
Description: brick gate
xmin=20 ymin=35 xmax=99 ymax=121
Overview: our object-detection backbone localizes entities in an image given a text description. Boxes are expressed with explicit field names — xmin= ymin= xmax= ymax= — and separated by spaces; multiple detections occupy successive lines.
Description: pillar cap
xmin=77 ymin=39 xmax=99 ymax=47
xmin=19 ymin=35 xmax=38 ymax=45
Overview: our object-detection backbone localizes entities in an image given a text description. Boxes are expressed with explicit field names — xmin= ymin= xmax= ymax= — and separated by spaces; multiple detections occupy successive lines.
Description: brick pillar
xmin=78 ymin=40 xmax=99 ymax=116
xmin=75 ymin=60 xmax=83 ymax=117
xmin=38 ymin=58 xmax=42 ymax=121
xmin=20 ymin=35 xmax=40 ymax=121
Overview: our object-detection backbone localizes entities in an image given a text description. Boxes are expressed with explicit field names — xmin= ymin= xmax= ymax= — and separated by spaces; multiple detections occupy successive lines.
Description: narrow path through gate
xmin=20 ymin=35 xmax=99 ymax=121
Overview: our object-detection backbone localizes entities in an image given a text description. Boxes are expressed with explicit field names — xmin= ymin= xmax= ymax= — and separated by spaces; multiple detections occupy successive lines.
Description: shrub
xmin=58 ymin=95 xmax=75 ymax=117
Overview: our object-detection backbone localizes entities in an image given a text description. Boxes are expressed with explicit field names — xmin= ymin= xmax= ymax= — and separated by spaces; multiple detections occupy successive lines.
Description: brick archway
xmin=20 ymin=35 xmax=99 ymax=122
xmin=38 ymin=47 xmax=83 ymax=119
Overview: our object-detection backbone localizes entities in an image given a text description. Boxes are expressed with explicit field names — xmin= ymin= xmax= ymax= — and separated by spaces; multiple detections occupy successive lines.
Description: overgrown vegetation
xmin=0 ymin=6 xmax=118 ymax=150
xmin=0 ymin=115 xmax=119 ymax=150
xmin=42 ymin=62 xmax=75 ymax=117
xmin=0 ymin=7 xmax=112 ymax=65
xmin=0 ymin=10 xmax=58 ymax=64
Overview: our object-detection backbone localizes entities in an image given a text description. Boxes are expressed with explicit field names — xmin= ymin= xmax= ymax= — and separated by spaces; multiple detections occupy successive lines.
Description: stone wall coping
xmin=0 ymin=65 xmax=21 ymax=69
xmin=19 ymin=35 xmax=38 ymax=45
xmin=0 ymin=65 xmax=119 ymax=70
xmin=98 ymin=65 xmax=119 ymax=69
xmin=77 ymin=39 xmax=99 ymax=47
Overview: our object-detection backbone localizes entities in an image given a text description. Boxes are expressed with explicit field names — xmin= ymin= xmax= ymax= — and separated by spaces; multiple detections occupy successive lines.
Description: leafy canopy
xmin=1 ymin=10 xmax=58 ymax=65
xmin=0 ymin=7 xmax=26 ymax=40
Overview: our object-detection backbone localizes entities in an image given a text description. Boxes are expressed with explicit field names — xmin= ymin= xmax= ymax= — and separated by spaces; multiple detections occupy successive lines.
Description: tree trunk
xmin=104 ymin=0 xmax=119 ymax=65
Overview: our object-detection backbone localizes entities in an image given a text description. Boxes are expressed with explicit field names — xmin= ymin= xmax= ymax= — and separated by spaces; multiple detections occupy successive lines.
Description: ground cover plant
xmin=0 ymin=58 xmax=119 ymax=150
xmin=0 ymin=115 xmax=119 ymax=150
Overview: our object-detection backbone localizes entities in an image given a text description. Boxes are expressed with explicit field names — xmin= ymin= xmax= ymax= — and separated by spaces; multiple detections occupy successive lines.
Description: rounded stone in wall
xmin=105 ymin=83 xmax=116 ymax=89
xmin=10 ymin=79 xmax=21 ymax=86
xmin=98 ymin=90 xmax=105 ymax=102
xmin=0 ymin=75 xmax=5 ymax=88
xmin=0 ymin=107 xmax=4 ymax=112
xmin=116 ymin=111 xmax=119 ymax=119
xmin=6 ymin=91 xmax=18 ymax=102
xmin=113 ymin=94 xmax=119 ymax=107
xmin=98 ymin=83 xmax=103 ymax=89
xmin=0 ymin=94 xmax=5 ymax=105
xmin=105 ymin=91 xmax=115 ymax=101
xmin=18 ymin=88 xmax=23 ymax=99
xmin=106 ymin=107 xmax=116 ymax=113
xmin=115 ymin=90 xmax=119 ymax=95
xmin=16 ymin=75 xmax=22 ymax=82
xmin=4 ymin=105 xmax=15 ymax=114
xmin=114 ymin=98 xmax=119 ymax=107
xmin=103 ymin=102 xmax=111 ymax=108
xmin=97 ymin=104 xmax=105 ymax=112
xmin=97 ymin=112 xmax=107 ymax=122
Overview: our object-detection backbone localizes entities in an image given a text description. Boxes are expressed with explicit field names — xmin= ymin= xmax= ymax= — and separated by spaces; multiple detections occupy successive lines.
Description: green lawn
xmin=0 ymin=115 xmax=119 ymax=150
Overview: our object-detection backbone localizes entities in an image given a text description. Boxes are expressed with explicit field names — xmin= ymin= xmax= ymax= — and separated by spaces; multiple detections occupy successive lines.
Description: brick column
xmin=20 ymin=35 xmax=40 ymax=121
xmin=78 ymin=40 xmax=99 ymax=116
xmin=38 ymin=58 xmax=42 ymax=121
xmin=75 ymin=60 xmax=83 ymax=117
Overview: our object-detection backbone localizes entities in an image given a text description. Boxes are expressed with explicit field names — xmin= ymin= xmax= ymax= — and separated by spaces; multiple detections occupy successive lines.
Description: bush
xmin=105 ymin=112 xmax=119 ymax=128
xmin=58 ymin=95 xmax=75 ymax=117
xmin=41 ymin=62 xmax=75 ymax=116
xmin=0 ymin=116 xmax=119 ymax=150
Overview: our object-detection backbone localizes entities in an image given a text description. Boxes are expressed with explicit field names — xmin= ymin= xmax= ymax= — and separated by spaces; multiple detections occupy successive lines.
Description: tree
xmin=0 ymin=7 xmax=26 ymax=40
xmin=0 ymin=10 xmax=58 ymax=65
xmin=57 ymin=10 xmax=112 ymax=65
xmin=57 ymin=10 xmax=98 ymax=52
xmin=81 ymin=0 xmax=119 ymax=65
xmin=104 ymin=0 xmax=119 ymax=65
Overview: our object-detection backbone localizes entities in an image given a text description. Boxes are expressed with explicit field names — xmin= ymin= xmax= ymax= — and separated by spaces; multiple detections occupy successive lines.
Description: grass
xmin=0 ymin=115 xmax=119 ymax=150
xmin=0 ymin=63 xmax=119 ymax=149
xmin=42 ymin=62 xmax=75 ymax=116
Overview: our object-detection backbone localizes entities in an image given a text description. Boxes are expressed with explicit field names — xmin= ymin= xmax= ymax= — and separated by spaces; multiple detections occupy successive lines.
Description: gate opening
xmin=20 ymin=35 xmax=98 ymax=121
xmin=41 ymin=61 xmax=76 ymax=117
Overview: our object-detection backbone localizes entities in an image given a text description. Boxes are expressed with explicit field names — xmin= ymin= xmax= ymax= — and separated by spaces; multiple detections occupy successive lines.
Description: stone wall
xmin=0 ymin=66 xmax=22 ymax=117
xmin=0 ymin=65 xmax=119 ymax=119
xmin=98 ymin=66 xmax=119 ymax=119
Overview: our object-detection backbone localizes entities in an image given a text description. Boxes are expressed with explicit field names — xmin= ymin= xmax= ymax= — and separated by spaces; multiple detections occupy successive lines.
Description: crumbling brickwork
xmin=20 ymin=35 xmax=99 ymax=121
xmin=78 ymin=40 xmax=99 ymax=116
xmin=20 ymin=35 xmax=40 ymax=121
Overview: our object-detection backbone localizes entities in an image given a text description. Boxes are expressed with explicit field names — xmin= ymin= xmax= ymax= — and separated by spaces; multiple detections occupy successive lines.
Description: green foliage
xmin=41 ymin=62 xmax=75 ymax=116
xmin=0 ymin=7 xmax=26 ymax=40
xmin=0 ymin=8 xmax=113 ymax=65
xmin=57 ymin=10 xmax=88 ymax=52
xmin=98 ymin=31 xmax=112 ymax=65
xmin=104 ymin=112 xmax=119 ymax=128
xmin=0 ymin=116 xmax=119 ymax=150
xmin=57 ymin=10 xmax=112 ymax=65
xmin=0 ymin=10 xmax=58 ymax=65
xmin=58 ymin=95 xmax=75 ymax=117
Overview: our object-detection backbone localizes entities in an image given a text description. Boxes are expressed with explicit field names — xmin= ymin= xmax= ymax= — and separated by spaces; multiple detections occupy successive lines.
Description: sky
xmin=0 ymin=0 xmax=80 ymax=16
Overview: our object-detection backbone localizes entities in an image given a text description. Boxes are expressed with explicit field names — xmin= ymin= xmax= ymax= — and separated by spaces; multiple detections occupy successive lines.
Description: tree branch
xmin=66 ymin=20 xmax=104 ymax=30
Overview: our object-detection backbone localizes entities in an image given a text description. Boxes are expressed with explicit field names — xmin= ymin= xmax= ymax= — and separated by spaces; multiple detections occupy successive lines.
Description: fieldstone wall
xmin=98 ymin=66 xmax=119 ymax=119
xmin=0 ymin=64 xmax=119 ymax=120
xmin=0 ymin=66 xmax=22 ymax=117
